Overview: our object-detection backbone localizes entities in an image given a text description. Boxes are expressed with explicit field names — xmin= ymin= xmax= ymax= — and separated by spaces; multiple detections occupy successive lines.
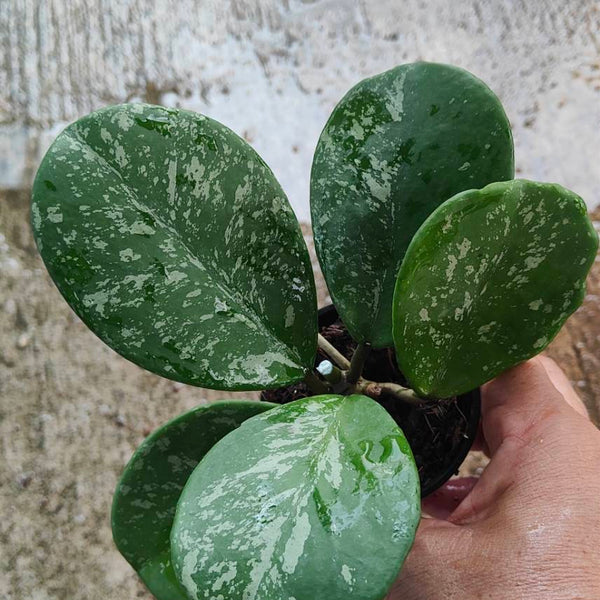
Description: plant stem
xmin=354 ymin=378 xmax=427 ymax=406
xmin=304 ymin=370 xmax=329 ymax=395
xmin=317 ymin=334 xmax=351 ymax=370
xmin=346 ymin=342 xmax=370 ymax=385
xmin=316 ymin=360 xmax=343 ymax=385
xmin=315 ymin=334 xmax=427 ymax=406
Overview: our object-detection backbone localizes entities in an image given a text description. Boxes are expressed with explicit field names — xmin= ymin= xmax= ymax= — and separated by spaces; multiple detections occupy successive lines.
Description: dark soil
xmin=262 ymin=317 xmax=480 ymax=496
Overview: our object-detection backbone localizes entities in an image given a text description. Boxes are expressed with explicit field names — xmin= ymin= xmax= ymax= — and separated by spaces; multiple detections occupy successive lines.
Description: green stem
xmin=346 ymin=342 xmax=370 ymax=385
xmin=354 ymin=378 xmax=427 ymax=406
xmin=304 ymin=370 xmax=329 ymax=395
xmin=317 ymin=334 xmax=351 ymax=370
xmin=316 ymin=360 xmax=343 ymax=385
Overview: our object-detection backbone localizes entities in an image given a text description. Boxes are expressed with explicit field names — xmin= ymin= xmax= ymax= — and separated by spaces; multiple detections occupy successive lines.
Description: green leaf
xmin=311 ymin=62 xmax=514 ymax=347
xmin=31 ymin=103 xmax=317 ymax=390
xmin=112 ymin=400 xmax=276 ymax=600
xmin=170 ymin=394 xmax=420 ymax=600
xmin=393 ymin=179 xmax=599 ymax=398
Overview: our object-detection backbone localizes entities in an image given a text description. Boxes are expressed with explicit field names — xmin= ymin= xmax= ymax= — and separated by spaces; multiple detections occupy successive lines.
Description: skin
xmin=388 ymin=356 xmax=600 ymax=600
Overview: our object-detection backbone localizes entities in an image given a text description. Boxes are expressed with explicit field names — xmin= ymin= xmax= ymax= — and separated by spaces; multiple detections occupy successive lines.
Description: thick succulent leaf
xmin=31 ymin=103 xmax=317 ymax=390
xmin=171 ymin=394 xmax=420 ymax=600
xmin=311 ymin=62 xmax=514 ymax=347
xmin=112 ymin=400 xmax=275 ymax=600
xmin=393 ymin=179 xmax=599 ymax=398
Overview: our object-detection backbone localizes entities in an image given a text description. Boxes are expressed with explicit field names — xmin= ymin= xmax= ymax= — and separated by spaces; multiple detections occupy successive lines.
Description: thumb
xmin=450 ymin=357 xmax=593 ymax=524
xmin=480 ymin=356 xmax=585 ymax=456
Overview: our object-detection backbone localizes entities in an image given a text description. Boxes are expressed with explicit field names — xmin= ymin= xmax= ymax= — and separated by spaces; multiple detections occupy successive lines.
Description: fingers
xmin=390 ymin=358 xmax=600 ymax=600
xmin=422 ymin=477 xmax=478 ymax=520
xmin=471 ymin=421 xmax=490 ymax=455
xmin=537 ymin=355 xmax=589 ymax=418
xmin=480 ymin=357 xmax=576 ymax=456
xmin=449 ymin=357 xmax=594 ymax=524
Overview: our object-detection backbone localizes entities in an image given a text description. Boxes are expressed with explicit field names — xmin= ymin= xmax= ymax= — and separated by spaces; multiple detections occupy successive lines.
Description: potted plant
xmin=31 ymin=62 xmax=598 ymax=600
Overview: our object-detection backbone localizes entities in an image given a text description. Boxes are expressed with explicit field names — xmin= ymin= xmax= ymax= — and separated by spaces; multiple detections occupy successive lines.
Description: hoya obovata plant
xmin=31 ymin=63 xmax=597 ymax=600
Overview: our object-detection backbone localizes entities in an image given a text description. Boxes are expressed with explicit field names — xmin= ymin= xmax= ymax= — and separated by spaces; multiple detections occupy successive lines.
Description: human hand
xmin=388 ymin=356 xmax=600 ymax=600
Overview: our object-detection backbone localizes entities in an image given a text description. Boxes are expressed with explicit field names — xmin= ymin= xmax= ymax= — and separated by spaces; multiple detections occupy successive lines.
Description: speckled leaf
xmin=31 ymin=103 xmax=317 ymax=390
xmin=393 ymin=179 xmax=599 ymax=398
xmin=112 ymin=400 xmax=276 ymax=600
xmin=171 ymin=394 xmax=420 ymax=600
xmin=311 ymin=62 xmax=514 ymax=347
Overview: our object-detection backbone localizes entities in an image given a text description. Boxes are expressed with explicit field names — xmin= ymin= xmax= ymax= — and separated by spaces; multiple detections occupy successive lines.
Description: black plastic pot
xmin=262 ymin=305 xmax=481 ymax=497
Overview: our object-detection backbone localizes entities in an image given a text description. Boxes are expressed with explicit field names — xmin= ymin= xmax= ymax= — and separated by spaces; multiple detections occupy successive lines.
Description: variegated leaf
xmin=112 ymin=400 xmax=276 ymax=600
xmin=393 ymin=179 xmax=599 ymax=398
xmin=311 ymin=62 xmax=514 ymax=347
xmin=31 ymin=103 xmax=317 ymax=390
xmin=171 ymin=394 xmax=420 ymax=600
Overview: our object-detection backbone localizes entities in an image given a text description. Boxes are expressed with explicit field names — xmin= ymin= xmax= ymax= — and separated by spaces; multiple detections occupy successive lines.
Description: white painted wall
xmin=2 ymin=0 xmax=599 ymax=220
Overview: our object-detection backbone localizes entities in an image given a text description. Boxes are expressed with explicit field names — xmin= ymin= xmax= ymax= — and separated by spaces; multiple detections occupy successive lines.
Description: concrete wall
xmin=2 ymin=0 xmax=599 ymax=220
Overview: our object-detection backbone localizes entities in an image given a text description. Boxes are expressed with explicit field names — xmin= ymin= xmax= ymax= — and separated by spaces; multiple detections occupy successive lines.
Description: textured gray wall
xmin=2 ymin=0 xmax=599 ymax=219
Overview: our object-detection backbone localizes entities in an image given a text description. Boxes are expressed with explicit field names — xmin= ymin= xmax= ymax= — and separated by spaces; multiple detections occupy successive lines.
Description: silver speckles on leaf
xmin=170 ymin=394 xmax=420 ymax=600
xmin=31 ymin=103 xmax=318 ymax=390
xmin=311 ymin=62 xmax=514 ymax=348
xmin=112 ymin=400 xmax=276 ymax=600
xmin=393 ymin=179 xmax=599 ymax=398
